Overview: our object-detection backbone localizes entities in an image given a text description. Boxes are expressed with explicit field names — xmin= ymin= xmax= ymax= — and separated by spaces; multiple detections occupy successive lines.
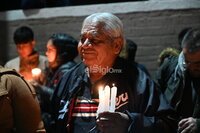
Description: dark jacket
xmin=38 ymin=61 xmax=76 ymax=112
xmin=36 ymin=61 xmax=76 ymax=133
xmin=52 ymin=57 xmax=177 ymax=133
xmin=153 ymin=52 xmax=200 ymax=132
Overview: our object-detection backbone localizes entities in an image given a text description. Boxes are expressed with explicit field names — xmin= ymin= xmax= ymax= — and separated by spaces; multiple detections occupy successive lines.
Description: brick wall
xmin=0 ymin=0 xmax=200 ymax=75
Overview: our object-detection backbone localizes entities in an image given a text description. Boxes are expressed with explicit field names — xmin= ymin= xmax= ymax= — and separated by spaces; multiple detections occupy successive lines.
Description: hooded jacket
xmin=153 ymin=52 xmax=200 ymax=132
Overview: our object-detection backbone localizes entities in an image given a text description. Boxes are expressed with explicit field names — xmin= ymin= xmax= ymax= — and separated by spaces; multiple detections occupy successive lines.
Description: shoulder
xmin=61 ymin=61 xmax=76 ymax=69
xmin=0 ymin=68 xmax=29 ymax=92
xmin=135 ymin=63 xmax=150 ymax=76
xmin=153 ymin=55 xmax=178 ymax=86
xmin=58 ymin=62 xmax=85 ymax=89
xmin=58 ymin=62 xmax=76 ymax=74
xmin=159 ymin=56 xmax=178 ymax=73
xmin=117 ymin=58 xmax=155 ymax=94
xmin=115 ymin=58 xmax=144 ymax=83
xmin=5 ymin=57 xmax=19 ymax=64
xmin=165 ymin=55 xmax=178 ymax=64
xmin=62 ymin=62 xmax=85 ymax=78
xmin=53 ymin=62 xmax=85 ymax=98
xmin=4 ymin=57 xmax=20 ymax=69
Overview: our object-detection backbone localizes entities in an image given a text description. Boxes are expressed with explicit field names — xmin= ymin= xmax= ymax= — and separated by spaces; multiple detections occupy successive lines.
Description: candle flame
xmin=105 ymin=85 xmax=110 ymax=90
xmin=99 ymin=86 xmax=103 ymax=90
xmin=32 ymin=68 xmax=41 ymax=77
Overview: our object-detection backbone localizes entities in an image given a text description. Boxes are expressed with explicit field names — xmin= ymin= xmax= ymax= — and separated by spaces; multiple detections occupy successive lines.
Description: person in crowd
xmin=0 ymin=66 xmax=45 ymax=133
xmin=51 ymin=12 xmax=178 ymax=133
xmin=157 ymin=47 xmax=180 ymax=66
xmin=178 ymin=27 xmax=192 ymax=50
xmin=156 ymin=28 xmax=192 ymax=67
xmin=120 ymin=39 xmax=150 ymax=75
xmin=34 ymin=33 xmax=78 ymax=133
xmin=153 ymin=28 xmax=200 ymax=133
xmin=4 ymin=26 xmax=48 ymax=82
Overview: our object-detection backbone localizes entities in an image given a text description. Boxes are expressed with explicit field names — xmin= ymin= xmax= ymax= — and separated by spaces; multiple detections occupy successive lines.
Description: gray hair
xmin=82 ymin=12 xmax=125 ymax=45
xmin=182 ymin=28 xmax=200 ymax=53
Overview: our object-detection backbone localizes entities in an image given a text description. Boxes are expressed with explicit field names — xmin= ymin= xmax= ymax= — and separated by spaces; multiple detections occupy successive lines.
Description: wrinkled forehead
xmin=81 ymin=20 xmax=106 ymax=37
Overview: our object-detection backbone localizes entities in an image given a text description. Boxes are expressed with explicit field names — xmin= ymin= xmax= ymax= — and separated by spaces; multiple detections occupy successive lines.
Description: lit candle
xmin=110 ymin=84 xmax=117 ymax=112
xmin=31 ymin=68 xmax=41 ymax=79
xmin=97 ymin=84 xmax=117 ymax=116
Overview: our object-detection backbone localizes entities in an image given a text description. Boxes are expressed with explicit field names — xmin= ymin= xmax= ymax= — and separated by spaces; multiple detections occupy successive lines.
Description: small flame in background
xmin=31 ymin=68 xmax=41 ymax=77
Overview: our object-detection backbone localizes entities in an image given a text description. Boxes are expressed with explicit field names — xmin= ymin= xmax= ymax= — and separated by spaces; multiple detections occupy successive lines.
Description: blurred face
xmin=78 ymin=21 xmax=122 ymax=68
xmin=16 ymin=41 xmax=35 ymax=57
xmin=183 ymin=48 xmax=200 ymax=78
xmin=46 ymin=40 xmax=57 ymax=63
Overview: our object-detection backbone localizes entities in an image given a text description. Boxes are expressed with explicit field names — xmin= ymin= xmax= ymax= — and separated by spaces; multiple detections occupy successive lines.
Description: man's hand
xmin=178 ymin=117 xmax=197 ymax=133
xmin=96 ymin=112 xmax=129 ymax=133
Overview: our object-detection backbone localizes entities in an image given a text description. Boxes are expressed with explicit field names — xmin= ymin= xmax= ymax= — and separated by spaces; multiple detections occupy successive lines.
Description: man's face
xmin=16 ymin=41 xmax=35 ymax=58
xmin=183 ymin=48 xmax=200 ymax=78
xmin=78 ymin=21 xmax=122 ymax=69
xmin=46 ymin=40 xmax=57 ymax=63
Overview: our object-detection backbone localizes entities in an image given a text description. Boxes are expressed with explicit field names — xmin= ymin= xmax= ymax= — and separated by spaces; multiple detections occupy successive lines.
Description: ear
xmin=113 ymin=38 xmax=123 ymax=55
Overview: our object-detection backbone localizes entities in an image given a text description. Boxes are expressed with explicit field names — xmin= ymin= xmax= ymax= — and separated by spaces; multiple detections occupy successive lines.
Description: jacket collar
xmin=174 ymin=51 xmax=186 ymax=80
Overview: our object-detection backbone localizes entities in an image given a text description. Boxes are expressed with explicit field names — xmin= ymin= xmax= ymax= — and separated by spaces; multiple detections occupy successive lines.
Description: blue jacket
xmin=52 ymin=57 xmax=178 ymax=133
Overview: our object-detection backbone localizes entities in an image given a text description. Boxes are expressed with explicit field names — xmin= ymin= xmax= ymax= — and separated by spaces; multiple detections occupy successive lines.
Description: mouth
xmin=81 ymin=49 xmax=96 ymax=60
xmin=81 ymin=48 xmax=96 ymax=55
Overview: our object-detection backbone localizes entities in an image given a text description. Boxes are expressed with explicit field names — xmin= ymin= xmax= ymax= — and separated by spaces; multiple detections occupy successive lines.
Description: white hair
xmin=82 ymin=12 xmax=125 ymax=45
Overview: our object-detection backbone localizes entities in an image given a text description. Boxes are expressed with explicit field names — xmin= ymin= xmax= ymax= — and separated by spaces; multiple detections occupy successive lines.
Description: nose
xmin=17 ymin=45 xmax=24 ymax=50
xmin=82 ymin=38 xmax=92 ymax=47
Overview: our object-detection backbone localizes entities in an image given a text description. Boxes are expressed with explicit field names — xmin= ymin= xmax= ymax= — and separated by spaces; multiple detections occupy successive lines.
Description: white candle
xmin=97 ymin=84 xmax=117 ymax=116
xmin=110 ymin=85 xmax=117 ymax=112
xmin=104 ymin=85 xmax=110 ymax=112
xmin=97 ymin=86 xmax=104 ymax=115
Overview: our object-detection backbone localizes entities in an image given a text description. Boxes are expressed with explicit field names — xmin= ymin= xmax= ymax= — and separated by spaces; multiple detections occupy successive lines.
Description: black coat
xmin=52 ymin=57 xmax=178 ymax=133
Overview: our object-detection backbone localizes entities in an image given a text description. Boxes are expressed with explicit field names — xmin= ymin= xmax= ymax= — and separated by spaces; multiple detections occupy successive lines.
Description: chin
xmin=83 ymin=58 xmax=94 ymax=64
xmin=82 ymin=60 xmax=92 ymax=67
xmin=83 ymin=60 xmax=97 ymax=67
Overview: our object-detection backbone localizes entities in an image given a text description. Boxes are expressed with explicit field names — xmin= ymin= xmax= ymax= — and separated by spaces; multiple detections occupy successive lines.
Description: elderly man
xmin=154 ymin=28 xmax=200 ymax=133
xmin=52 ymin=12 xmax=177 ymax=133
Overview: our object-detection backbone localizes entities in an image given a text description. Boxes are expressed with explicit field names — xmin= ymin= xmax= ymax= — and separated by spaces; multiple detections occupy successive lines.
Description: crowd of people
xmin=0 ymin=12 xmax=200 ymax=133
